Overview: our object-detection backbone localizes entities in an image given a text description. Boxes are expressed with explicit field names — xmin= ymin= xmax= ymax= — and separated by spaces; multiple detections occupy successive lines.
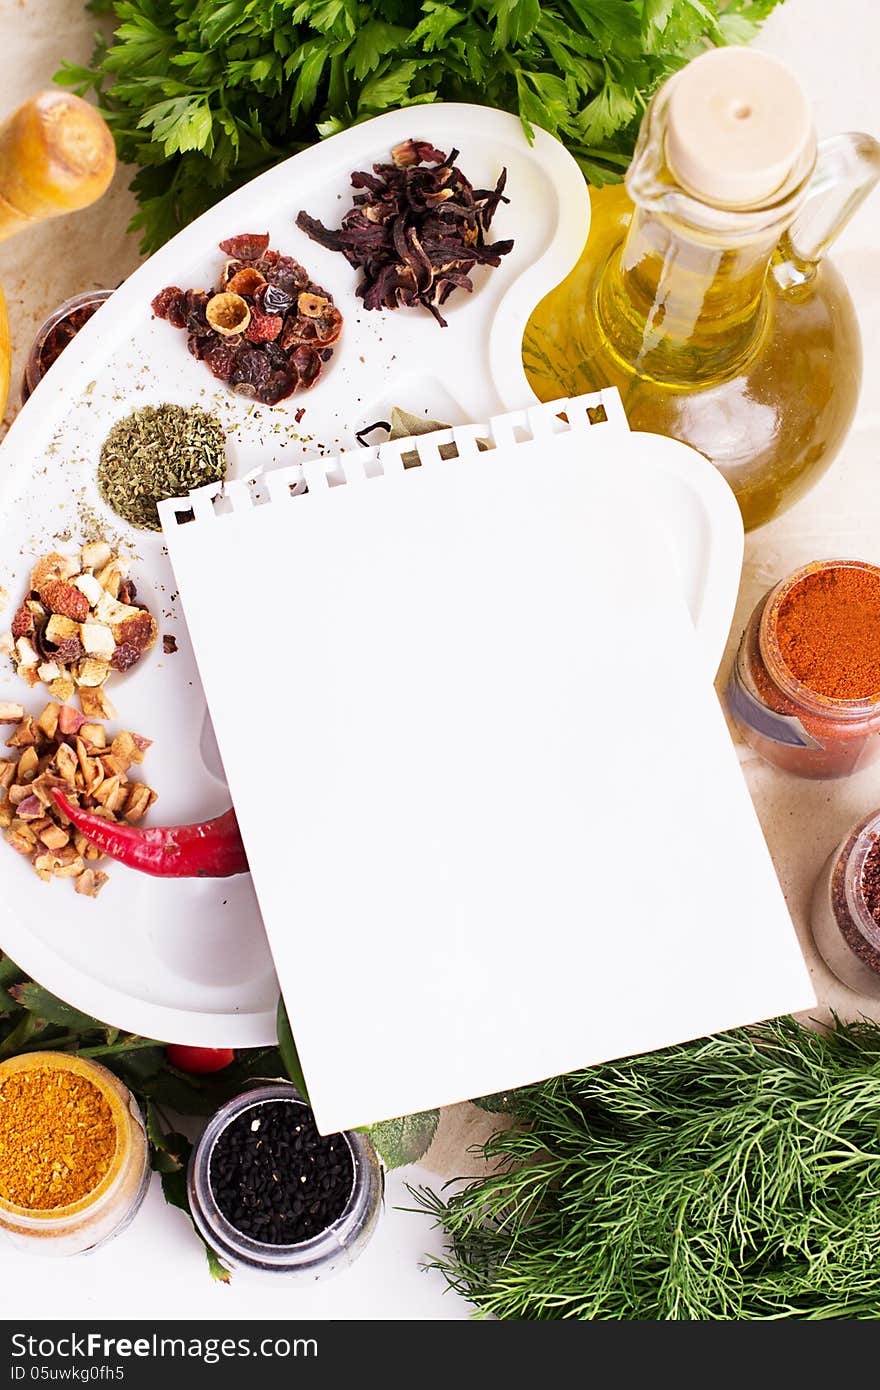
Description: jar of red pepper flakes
xmin=810 ymin=808 xmax=880 ymax=995
xmin=726 ymin=559 xmax=880 ymax=779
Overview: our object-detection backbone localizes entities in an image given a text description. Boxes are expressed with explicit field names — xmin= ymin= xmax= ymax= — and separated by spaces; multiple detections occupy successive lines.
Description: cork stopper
xmin=664 ymin=47 xmax=814 ymax=208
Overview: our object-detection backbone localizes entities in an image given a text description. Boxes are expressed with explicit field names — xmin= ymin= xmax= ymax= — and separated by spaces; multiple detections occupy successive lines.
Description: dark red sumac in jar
xmin=727 ymin=560 xmax=880 ymax=779
xmin=811 ymin=809 xmax=880 ymax=995
xmin=22 ymin=290 xmax=112 ymax=402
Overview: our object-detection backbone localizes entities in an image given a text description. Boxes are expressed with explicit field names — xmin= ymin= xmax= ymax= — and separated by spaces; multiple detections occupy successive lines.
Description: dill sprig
xmin=413 ymin=1016 xmax=880 ymax=1320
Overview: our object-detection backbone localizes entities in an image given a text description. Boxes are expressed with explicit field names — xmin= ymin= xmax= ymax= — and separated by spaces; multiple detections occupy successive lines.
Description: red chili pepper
xmin=166 ymin=1045 xmax=235 ymax=1073
xmin=52 ymin=790 xmax=248 ymax=878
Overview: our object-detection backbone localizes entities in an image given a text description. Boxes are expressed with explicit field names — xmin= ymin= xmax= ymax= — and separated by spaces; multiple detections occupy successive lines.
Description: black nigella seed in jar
xmin=208 ymin=1101 xmax=354 ymax=1246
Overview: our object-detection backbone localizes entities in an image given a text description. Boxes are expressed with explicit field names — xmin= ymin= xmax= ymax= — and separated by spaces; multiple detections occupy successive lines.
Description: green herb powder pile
xmin=416 ymin=1017 xmax=880 ymax=1320
xmin=98 ymin=403 xmax=227 ymax=531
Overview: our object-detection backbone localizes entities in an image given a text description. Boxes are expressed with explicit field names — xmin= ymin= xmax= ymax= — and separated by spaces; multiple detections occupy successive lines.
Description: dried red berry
xmin=314 ymin=305 xmax=343 ymax=345
xmin=218 ymin=233 xmax=270 ymax=261
xmin=39 ymin=581 xmax=89 ymax=624
xmin=230 ymin=347 xmax=272 ymax=397
xmin=289 ymin=346 xmax=321 ymax=390
xmin=257 ymin=282 xmax=294 ymax=315
xmin=244 ymin=311 xmax=283 ymax=343
xmin=151 ymin=238 xmax=340 ymax=405
xmin=110 ymin=642 xmax=143 ymax=672
xmin=265 ymin=256 xmax=310 ymax=295
xmin=204 ymin=342 xmax=238 ymax=381
xmin=11 ymin=606 xmax=33 ymax=640
xmin=151 ymin=286 xmax=186 ymax=327
xmin=52 ymin=636 xmax=86 ymax=664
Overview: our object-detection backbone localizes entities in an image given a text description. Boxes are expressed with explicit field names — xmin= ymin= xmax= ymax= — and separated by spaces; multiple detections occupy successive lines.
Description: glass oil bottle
xmin=523 ymin=47 xmax=880 ymax=530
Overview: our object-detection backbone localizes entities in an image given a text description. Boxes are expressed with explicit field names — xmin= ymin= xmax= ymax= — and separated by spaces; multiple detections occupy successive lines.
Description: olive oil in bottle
xmin=523 ymin=48 xmax=880 ymax=531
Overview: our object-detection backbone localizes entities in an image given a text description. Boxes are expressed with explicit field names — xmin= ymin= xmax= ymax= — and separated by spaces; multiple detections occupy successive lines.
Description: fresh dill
xmin=413 ymin=1016 xmax=880 ymax=1320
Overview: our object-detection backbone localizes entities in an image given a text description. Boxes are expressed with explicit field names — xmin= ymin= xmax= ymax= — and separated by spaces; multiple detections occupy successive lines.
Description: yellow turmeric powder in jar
xmin=0 ymin=1052 xmax=149 ymax=1256
xmin=0 ymin=1066 xmax=116 ymax=1209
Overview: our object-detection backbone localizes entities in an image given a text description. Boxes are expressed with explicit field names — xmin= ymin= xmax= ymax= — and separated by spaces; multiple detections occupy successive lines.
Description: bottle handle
xmin=775 ymin=132 xmax=880 ymax=289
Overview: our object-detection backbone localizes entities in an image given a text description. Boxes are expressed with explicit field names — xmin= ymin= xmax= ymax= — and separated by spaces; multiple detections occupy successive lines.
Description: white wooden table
xmin=0 ymin=0 xmax=877 ymax=1320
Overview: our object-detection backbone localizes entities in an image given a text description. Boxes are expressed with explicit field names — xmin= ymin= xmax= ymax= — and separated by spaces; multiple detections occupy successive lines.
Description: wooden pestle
xmin=0 ymin=90 xmax=116 ymax=416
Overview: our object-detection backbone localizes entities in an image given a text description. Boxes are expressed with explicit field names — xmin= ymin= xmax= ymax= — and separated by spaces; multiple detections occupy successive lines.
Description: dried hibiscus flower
xmin=296 ymin=139 xmax=513 ymax=327
xmin=151 ymin=238 xmax=341 ymax=405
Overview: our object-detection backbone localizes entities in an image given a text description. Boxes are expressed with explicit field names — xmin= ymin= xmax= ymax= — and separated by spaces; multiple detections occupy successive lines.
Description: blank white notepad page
xmin=162 ymin=416 xmax=814 ymax=1133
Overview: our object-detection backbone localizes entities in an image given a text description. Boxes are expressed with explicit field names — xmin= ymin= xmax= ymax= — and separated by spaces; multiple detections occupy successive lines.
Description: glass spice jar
xmin=187 ymin=1083 xmax=384 ymax=1281
xmin=727 ymin=560 xmax=880 ymax=779
xmin=0 ymin=1051 xmax=149 ymax=1257
xmin=811 ymin=809 xmax=880 ymax=995
xmin=21 ymin=289 xmax=112 ymax=403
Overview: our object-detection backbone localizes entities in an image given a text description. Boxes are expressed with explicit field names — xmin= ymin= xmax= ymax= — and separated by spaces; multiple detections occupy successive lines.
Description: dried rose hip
xmin=265 ymin=256 xmax=310 ymax=295
xmin=204 ymin=342 xmax=238 ymax=382
xmin=151 ymin=286 xmax=186 ymax=327
xmin=289 ymin=346 xmax=321 ymax=390
xmin=244 ymin=311 xmax=283 ymax=344
xmin=230 ymin=346 xmax=272 ymax=397
xmin=257 ymin=283 xmax=294 ymax=315
xmin=218 ymin=233 xmax=270 ymax=260
xmin=151 ymin=237 xmax=341 ymax=405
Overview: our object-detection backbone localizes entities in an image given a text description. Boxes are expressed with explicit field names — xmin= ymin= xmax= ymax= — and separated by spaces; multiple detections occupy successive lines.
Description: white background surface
xmin=0 ymin=0 xmax=877 ymax=1321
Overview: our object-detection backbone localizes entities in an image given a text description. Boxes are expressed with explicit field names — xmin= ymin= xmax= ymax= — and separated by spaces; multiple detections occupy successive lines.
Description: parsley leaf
xmin=58 ymin=0 xmax=788 ymax=254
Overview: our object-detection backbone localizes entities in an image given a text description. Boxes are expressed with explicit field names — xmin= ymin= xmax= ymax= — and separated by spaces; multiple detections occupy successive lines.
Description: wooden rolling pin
xmin=0 ymin=90 xmax=116 ymax=415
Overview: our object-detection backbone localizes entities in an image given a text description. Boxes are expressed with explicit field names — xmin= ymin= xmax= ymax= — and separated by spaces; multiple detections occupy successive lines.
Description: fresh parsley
xmin=57 ymin=0 xmax=787 ymax=254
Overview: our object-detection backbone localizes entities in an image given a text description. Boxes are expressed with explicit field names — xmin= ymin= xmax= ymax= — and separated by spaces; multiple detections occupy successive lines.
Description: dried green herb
xmin=98 ymin=404 xmax=227 ymax=531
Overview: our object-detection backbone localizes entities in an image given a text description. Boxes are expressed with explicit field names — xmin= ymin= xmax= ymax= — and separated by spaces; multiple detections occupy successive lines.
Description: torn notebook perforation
xmin=158 ymin=388 xmax=627 ymax=524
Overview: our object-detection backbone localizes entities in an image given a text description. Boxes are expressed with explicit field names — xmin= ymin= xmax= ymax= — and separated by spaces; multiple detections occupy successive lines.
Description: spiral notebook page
xmin=161 ymin=398 xmax=814 ymax=1134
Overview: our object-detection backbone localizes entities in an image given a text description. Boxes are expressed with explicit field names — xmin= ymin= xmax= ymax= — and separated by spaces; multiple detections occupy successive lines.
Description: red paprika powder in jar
xmin=727 ymin=560 xmax=880 ymax=778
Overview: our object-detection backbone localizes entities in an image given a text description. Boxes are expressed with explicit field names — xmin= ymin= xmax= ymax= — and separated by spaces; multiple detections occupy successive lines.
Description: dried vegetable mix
xmin=5 ymin=544 xmax=158 ymax=699
xmin=152 ymin=235 xmax=342 ymax=404
xmin=297 ymin=141 xmax=513 ymax=326
xmin=0 ymin=700 xmax=156 ymax=898
xmin=98 ymin=404 xmax=227 ymax=531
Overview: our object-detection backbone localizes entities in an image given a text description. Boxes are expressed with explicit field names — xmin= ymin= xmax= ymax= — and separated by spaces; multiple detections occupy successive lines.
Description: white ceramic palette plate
xmin=0 ymin=104 xmax=742 ymax=1045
